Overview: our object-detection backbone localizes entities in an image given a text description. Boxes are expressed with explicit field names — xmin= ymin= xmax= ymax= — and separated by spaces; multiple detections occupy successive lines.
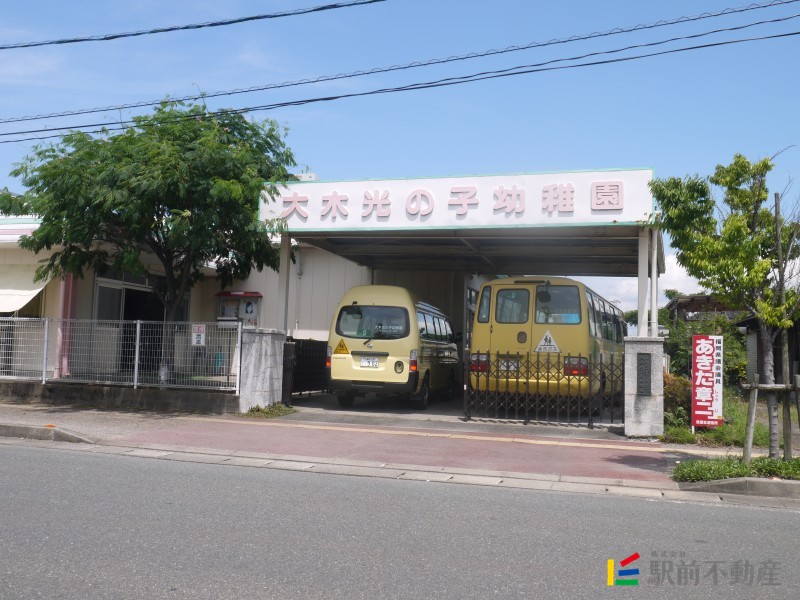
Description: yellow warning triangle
xmin=333 ymin=339 xmax=349 ymax=354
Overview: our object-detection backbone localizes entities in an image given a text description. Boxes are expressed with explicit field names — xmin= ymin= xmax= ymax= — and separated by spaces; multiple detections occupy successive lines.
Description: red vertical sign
xmin=691 ymin=335 xmax=724 ymax=428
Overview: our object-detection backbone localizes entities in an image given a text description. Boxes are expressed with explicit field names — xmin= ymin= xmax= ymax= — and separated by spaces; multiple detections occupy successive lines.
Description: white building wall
xmin=286 ymin=247 xmax=371 ymax=339
xmin=218 ymin=245 xmax=370 ymax=340
xmin=72 ymin=274 xmax=94 ymax=319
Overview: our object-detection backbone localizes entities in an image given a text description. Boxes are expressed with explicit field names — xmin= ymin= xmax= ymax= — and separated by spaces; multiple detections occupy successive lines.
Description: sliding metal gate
xmin=463 ymin=351 xmax=625 ymax=427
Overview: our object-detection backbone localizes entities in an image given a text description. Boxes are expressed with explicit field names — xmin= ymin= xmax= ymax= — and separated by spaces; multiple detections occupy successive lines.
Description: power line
xmin=0 ymin=0 xmax=796 ymax=125
xmin=3 ymin=11 xmax=798 ymax=136
xmin=0 ymin=0 xmax=386 ymax=51
xmin=2 ymin=28 xmax=797 ymax=146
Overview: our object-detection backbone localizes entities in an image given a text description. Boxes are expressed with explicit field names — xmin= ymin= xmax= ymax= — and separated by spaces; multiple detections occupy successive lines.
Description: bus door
xmin=490 ymin=285 xmax=534 ymax=372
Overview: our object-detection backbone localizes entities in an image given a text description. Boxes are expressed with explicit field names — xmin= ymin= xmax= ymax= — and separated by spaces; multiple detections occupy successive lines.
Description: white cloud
xmin=659 ymin=254 xmax=703 ymax=300
xmin=576 ymin=254 xmax=702 ymax=316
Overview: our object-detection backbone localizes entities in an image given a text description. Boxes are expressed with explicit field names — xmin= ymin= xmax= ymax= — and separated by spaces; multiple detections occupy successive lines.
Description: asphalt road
xmin=2 ymin=445 xmax=797 ymax=599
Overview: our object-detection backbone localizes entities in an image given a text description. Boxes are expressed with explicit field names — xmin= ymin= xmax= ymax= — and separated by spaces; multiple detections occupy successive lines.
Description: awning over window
xmin=0 ymin=264 xmax=49 ymax=313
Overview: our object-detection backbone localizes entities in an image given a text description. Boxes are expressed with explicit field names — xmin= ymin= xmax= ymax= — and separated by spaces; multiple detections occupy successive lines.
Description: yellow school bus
xmin=468 ymin=277 xmax=625 ymax=402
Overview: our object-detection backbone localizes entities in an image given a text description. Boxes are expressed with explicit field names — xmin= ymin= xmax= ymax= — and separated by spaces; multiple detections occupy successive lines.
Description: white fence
xmin=0 ymin=318 xmax=242 ymax=392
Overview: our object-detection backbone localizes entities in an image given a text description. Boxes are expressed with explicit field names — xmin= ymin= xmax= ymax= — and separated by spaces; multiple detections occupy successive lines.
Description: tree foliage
xmin=662 ymin=309 xmax=747 ymax=385
xmin=0 ymin=101 xmax=296 ymax=321
xmin=650 ymin=153 xmax=800 ymax=458
xmin=625 ymin=289 xmax=747 ymax=385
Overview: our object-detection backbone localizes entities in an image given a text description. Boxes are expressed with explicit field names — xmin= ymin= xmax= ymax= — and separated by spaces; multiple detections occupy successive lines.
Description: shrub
xmin=664 ymin=406 xmax=690 ymax=428
xmin=673 ymin=456 xmax=800 ymax=482
xmin=663 ymin=372 xmax=691 ymax=414
xmin=750 ymin=457 xmax=800 ymax=480
xmin=672 ymin=457 xmax=751 ymax=482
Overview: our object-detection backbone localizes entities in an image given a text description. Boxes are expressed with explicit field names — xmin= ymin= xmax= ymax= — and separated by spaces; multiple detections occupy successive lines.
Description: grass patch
xmin=660 ymin=390 xmax=772 ymax=448
xmin=243 ymin=404 xmax=297 ymax=418
xmin=673 ymin=456 xmax=800 ymax=482
xmin=661 ymin=426 xmax=696 ymax=445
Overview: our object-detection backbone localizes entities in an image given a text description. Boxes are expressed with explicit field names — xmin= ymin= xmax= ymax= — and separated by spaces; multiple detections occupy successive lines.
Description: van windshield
xmin=335 ymin=306 xmax=410 ymax=340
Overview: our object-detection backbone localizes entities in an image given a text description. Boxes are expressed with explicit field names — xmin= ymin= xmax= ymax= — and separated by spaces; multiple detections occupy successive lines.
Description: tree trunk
xmin=780 ymin=329 xmax=792 ymax=460
xmin=158 ymin=302 xmax=180 ymax=384
xmin=759 ymin=323 xmax=780 ymax=459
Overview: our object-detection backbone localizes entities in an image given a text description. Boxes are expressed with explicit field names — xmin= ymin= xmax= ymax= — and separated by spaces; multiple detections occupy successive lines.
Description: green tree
xmin=627 ymin=290 xmax=747 ymax=385
xmin=0 ymin=101 xmax=295 ymax=322
xmin=650 ymin=154 xmax=800 ymax=458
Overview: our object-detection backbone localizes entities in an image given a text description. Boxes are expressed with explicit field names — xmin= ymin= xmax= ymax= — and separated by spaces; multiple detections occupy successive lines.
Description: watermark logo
xmin=605 ymin=550 xmax=782 ymax=587
xmin=607 ymin=552 xmax=640 ymax=587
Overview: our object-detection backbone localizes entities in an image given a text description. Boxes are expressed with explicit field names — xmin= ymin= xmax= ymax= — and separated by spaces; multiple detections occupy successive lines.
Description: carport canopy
xmin=264 ymin=169 xmax=665 ymax=332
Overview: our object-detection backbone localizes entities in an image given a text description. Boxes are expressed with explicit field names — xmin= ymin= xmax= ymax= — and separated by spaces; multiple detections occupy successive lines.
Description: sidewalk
xmin=1 ymin=397 xmax=797 ymax=510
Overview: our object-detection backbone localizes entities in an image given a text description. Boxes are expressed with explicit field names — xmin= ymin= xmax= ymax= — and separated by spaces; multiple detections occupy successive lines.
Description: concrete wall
xmin=0 ymin=381 xmax=239 ymax=413
xmin=624 ymin=337 xmax=664 ymax=437
xmin=238 ymin=328 xmax=286 ymax=412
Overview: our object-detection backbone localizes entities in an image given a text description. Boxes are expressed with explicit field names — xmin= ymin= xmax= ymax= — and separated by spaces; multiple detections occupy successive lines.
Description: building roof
xmin=664 ymin=294 xmax=735 ymax=315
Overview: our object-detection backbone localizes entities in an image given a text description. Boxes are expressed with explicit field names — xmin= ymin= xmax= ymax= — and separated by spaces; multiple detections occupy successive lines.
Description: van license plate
xmin=499 ymin=360 xmax=519 ymax=371
xmin=360 ymin=357 xmax=379 ymax=368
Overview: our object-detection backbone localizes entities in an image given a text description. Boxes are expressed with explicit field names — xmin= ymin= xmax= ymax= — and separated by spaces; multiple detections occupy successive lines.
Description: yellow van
xmin=468 ymin=277 xmax=625 ymax=402
xmin=326 ymin=285 xmax=459 ymax=409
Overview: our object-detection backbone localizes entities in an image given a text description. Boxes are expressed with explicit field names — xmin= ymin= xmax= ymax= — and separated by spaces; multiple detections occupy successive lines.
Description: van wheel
xmin=338 ymin=394 xmax=355 ymax=408
xmin=411 ymin=375 xmax=430 ymax=410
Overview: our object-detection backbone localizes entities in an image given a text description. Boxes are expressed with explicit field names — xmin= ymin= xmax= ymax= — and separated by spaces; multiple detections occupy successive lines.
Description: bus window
xmin=496 ymin=289 xmax=529 ymax=324
xmin=444 ymin=319 xmax=454 ymax=343
xmin=423 ymin=313 xmax=436 ymax=340
xmin=416 ymin=310 xmax=426 ymax=338
xmin=477 ymin=287 xmax=492 ymax=323
xmin=586 ymin=291 xmax=598 ymax=337
xmin=535 ymin=286 xmax=580 ymax=324
xmin=433 ymin=317 xmax=445 ymax=342
xmin=596 ymin=299 xmax=610 ymax=340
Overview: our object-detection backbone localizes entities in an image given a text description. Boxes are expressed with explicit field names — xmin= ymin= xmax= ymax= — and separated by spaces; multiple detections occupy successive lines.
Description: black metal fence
xmin=289 ymin=339 xmax=328 ymax=394
xmin=464 ymin=351 xmax=625 ymax=427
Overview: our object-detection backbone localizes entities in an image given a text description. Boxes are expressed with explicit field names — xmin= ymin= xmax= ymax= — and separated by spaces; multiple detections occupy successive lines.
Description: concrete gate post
xmin=238 ymin=328 xmax=286 ymax=412
xmin=623 ymin=337 xmax=664 ymax=437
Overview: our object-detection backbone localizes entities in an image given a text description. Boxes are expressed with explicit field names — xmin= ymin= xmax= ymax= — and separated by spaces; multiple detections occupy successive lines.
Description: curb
xmin=4 ymin=434 xmax=800 ymax=510
xmin=1 ymin=421 xmax=799 ymax=509
xmin=0 ymin=424 xmax=95 ymax=444
xmin=679 ymin=477 xmax=800 ymax=499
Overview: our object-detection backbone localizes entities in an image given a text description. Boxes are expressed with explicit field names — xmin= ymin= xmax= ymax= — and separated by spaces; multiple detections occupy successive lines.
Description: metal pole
xmin=41 ymin=319 xmax=49 ymax=384
xmin=649 ymin=228 xmax=659 ymax=337
xmin=133 ymin=320 xmax=142 ymax=389
xmin=235 ymin=321 xmax=242 ymax=396
xmin=637 ymin=228 xmax=648 ymax=334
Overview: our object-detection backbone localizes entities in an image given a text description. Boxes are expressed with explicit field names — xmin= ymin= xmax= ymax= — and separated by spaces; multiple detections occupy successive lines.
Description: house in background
xmin=0 ymin=213 xmax=374 ymax=338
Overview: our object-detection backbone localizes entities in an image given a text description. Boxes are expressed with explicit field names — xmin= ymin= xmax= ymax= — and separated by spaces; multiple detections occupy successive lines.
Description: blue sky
xmin=2 ymin=0 xmax=799 ymax=310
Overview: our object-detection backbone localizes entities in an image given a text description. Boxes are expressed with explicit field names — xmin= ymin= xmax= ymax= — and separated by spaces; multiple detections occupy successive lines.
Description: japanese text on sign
xmin=192 ymin=324 xmax=206 ymax=347
xmin=691 ymin=335 xmax=723 ymax=427
xmin=280 ymin=181 xmax=625 ymax=221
